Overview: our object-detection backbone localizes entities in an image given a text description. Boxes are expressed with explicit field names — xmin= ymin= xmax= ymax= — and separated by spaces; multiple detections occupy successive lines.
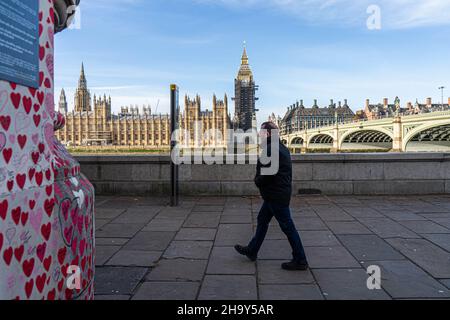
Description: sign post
xmin=0 ymin=0 xmax=40 ymax=88
xmin=170 ymin=84 xmax=180 ymax=206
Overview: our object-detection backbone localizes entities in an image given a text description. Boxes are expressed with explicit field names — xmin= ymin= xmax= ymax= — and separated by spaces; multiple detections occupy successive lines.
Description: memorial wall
xmin=0 ymin=0 xmax=95 ymax=300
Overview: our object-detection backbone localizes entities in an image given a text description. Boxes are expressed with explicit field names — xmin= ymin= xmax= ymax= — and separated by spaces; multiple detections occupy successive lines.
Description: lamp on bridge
xmin=439 ymin=86 xmax=446 ymax=111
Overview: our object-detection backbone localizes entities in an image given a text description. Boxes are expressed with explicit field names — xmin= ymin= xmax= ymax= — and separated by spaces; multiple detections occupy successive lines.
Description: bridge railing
xmin=281 ymin=107 xmax=450 ymax=137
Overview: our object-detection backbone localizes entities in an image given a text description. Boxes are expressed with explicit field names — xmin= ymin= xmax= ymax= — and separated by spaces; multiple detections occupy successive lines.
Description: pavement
xmin=93 ymin=195 xmax=450 ymax=300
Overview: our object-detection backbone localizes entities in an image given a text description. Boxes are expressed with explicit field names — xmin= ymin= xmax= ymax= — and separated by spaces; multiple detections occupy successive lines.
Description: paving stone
xmin=193 ymin=205 xmax=224 ymax=212
xmin=198 ymin=275 xmax=257 ymax=300
xmin=96 ymin=246 xmax=122 ymax=266
xmin=326 ymin=221 xmax=372 ymax=235
xmin=338 ymin=235 xmax=405 ymax=261
xmin=95 ymin=238 xmax=129 ymax=246
xmin=440 ymin=279 xmax=450 ymax=289
xmin=381 ymin=211 xmax=427 ymax=221
xmin=422 ymin=234 xmax=450 ymax=252
xmin=133 ymin=282 xmax=200 ymax=300
xmin=341 ymin=207 xmax=384 ymax=218
xmin=294 ymin=217 xmax=329 ymax=231
xmin=113 ymin=209 xmax=160 ymax=224
xmin=95 ymin=219 xmax=110 ymax=230
xmin=207 ymin=246 xmax=256 ymax=275
xmin=373 ymin=260 xmax=450 ymax=299
xmin=164 ymin=241 xmax=213 ymax=259
xmin=220 ymin=215 xmax=252 ymax=224
xmin=222 ymin=209 xmax=252 ymax=216
xmin=95 ymin=267 xmax=148 ymax=295
xmin=262 ymin=227 xmax=286 ymax=240
xmin=315 ymin=210 xmax=355 ymax=222
xmin=124 ymin=231 xmax=175 ymax=251
xmin=386 ymin=238 xmax=450 ymax=278
xmin=107 ymin=250 xmax=161 ymax=267
xmin=427 ymin=218 xmax=450 ymax=229
xmin=175 ymin=228 xmax=217 ymax=241
xmin=313 ymin=269 xmax=391 ymax=300
xmin=358 ymin=218 xmax=420 ymax=239
xmin=96 ymin=223 xmax=144 ymax=238
xmin=95 ymin=295 xmax=130 ymax=300
xmin=259 ymin=284 xmax=324 ymax=300
xmin=258 ymin=240 xmax=292 ymax=260
xmin=96 ymin=208 xmax=127 ymax=219
xmin=184 ymin=214 xmax=221 ymax=228
xmin=399 ymin=220 xmax=450 ymax=234
xmin=143 ymin=218 xmax=185 ymax=232
xmin=147 ymin=259 xmax=207 ymax=282
xmin=215 ymin=224 xmax=253 ymax=246
xmin=307 ymin=247 xmax=361 ymax=268
xmin=301 ymin=231 xmax=341 ymax=247
xmin=257 ymin=260 xmax=315 ymax=284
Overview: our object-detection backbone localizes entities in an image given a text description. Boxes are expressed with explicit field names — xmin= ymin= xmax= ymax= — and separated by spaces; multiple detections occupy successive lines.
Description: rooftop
xmin=94 ymin=194 xmax=450 ymax=300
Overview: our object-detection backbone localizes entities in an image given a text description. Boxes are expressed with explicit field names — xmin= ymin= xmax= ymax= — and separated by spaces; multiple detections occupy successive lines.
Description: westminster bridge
xmin=281 ymin=110 xmax=450 ymax=153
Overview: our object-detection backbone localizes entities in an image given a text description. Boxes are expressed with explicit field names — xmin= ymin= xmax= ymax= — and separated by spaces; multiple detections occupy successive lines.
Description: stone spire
xmin=241 ymin=42 xmax=249 ymax=66
xmin=78 ymin=62 xmax=87 ymax=89
xmin=59 ymin=88 xmax=68 ymax=113
xmin=237 ymin=42 xmax=253 ymax=81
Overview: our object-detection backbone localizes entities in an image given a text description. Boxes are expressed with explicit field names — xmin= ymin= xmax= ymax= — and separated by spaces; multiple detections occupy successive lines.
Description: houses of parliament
xmin=56 ymin=47 xmax=257 ymax=148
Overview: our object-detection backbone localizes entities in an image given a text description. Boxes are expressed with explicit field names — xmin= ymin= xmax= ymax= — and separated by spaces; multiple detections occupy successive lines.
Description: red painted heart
xmin=0 ymin=115 xmax=11 ymax=131
xmin=22 ymin=96 xmax=32 ymax=114
xmin=36 ymin=243 xmax=47 ymax=262
xmin=28 ymin=168 xmax=36 ymax=182
xmin=44 ymin=199 xmax=55 ymax=217
xmin=43 ymin=256 xmax=52 ymax=272
xmin=18 ymin=135 xmax=27 ymax=149
xmin=3 ymin=247 xmax=13 ymax=265
xmin=46 ymin=185 xmax=53 ymax=196
xmin=0 ymin=200 xmax=7 ymax=220
xmin=14 ymin=245 xmax=24 ymax=262
xmin=22 ymin=258 xmax=35 ymax=278
xmin=3 ymin=148 xmax=12 ymax=164
xmin=36 ymin=273 xmax=47 ymax=293
xmin=10 ymin=93 xmax=21 ymax=109
xmin=11 ymin=207 xmax=21 ymax=225
xmin=31 ymin=152 xmax=40 ymax=165
xmin=16 ymin=174 xmax=26 ymax=190
xmin=37 ymin=91 xmax=44 ymax=105
xmin=35 ymin=171 xmax=43 ymax=186
xmin=33 ymin=114 xmax=41 ymax=127
xmin=41 ymin=223 xmax=51 ymax=241
xmin=25 ymin=279 xmax=34 ymax=298
xmin=58 ymin=247 xmax=67 ymax=265
xmin=21 ymin=211 xmax=29 ymax=226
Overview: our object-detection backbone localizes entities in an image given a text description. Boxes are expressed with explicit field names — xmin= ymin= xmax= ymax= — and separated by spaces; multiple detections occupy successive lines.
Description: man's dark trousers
xmin=248 ymin=200 xmax=307 ymax=262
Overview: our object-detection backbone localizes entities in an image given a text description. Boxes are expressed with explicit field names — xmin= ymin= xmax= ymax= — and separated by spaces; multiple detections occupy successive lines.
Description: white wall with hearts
xmin=0 ymin=0 xmax=95 ymax=300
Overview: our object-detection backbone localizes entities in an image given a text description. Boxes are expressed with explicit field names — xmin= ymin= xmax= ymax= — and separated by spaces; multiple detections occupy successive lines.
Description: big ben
xmin=233 ymin=43 xmax=258 ymax=131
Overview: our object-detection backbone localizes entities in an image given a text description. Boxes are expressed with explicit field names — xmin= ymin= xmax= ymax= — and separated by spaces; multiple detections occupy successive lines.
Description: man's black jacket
xmin=254 ymin=138 xmax=292 ymax=207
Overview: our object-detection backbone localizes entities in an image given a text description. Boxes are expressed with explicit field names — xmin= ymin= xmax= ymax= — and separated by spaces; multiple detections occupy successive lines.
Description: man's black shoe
xmin=234 ymin=245 xmax=257 ymax=262
xmin=281 ymin=260 xmax=309 ymax=271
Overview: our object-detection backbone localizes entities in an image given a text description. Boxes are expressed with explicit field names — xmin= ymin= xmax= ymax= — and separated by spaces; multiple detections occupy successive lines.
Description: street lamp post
xmin=439 ymin=86 xmax=445 ymax=111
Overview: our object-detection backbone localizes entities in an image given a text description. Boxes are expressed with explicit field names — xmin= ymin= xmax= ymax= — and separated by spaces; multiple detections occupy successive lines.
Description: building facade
xmin=364 ymin=97 xmax=450 ymax=120
xmin=56 ymin=64 xmax=231 ymax=148
xmin=233 ymin=45 xmax=258 ymax=131
xmin=279 ymin=99 xmax=355 ymax=135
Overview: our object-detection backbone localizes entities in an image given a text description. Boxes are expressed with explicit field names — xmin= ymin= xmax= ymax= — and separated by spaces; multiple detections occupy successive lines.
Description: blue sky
xmin=55 ymin=0 xmax=450 ymax=123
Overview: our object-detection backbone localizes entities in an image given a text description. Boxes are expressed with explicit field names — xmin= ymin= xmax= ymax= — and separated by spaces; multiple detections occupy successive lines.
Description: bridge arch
xmin=403 ymin=121 xmax=450 ymax=152
xmin=339 ymin=129 xmax=394 ymax=151
xmin=291 ymin=137 xmax=304 ymax=145
xmin=308 ymin=133 xmax=334 ymax=146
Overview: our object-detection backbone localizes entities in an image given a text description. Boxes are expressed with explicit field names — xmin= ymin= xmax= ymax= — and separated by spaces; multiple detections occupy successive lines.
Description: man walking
xmin=235 ymin=122 xmax=309 ymax=270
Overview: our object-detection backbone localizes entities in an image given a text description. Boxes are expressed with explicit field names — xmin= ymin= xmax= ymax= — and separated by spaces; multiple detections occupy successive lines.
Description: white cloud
xmin=195 ymin=0 xmax=450 ymax=29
